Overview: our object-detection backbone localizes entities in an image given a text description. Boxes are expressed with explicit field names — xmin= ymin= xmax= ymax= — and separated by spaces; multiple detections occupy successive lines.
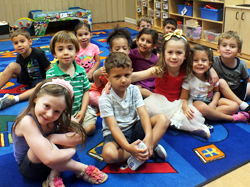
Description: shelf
xmin=197 ymin=0 xmax=224 ymax=3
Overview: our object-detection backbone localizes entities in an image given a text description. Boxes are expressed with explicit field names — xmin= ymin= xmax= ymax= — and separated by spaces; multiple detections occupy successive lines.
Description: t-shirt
xmin=16 ymin=47 xmax=50 ymax=83
xmin=89 ymin=75 xmax=108 ymax=93
xmin=213 ymin=56 xmax=249 ymax=90
xmin=46 ymin=60 xmax=91 ymax=116
xmin=75 ymin=43 xmax=100 ymax=73
xmin=154 ymin=68 xmax=186 ymax=102
xmin=99 ymin=84 xmax=145 ymax=137
xmin=129 ymin=48 xmax=158 ymax=92
xmin=182 ymin=75 xmax=219 ymax=103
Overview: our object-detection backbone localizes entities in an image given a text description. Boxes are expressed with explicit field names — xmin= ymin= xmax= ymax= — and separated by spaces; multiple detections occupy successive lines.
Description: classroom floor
xmin=1 ymin=21 xmax=250 ymax=187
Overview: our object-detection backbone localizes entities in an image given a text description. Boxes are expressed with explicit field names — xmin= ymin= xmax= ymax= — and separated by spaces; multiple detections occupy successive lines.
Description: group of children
xmin=0 ymin=16 xmax=249 ymax=186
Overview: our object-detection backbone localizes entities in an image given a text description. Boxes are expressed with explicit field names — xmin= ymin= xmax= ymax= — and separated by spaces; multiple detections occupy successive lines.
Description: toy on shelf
xmin=13 ymin=18 xmax=34 ymax=35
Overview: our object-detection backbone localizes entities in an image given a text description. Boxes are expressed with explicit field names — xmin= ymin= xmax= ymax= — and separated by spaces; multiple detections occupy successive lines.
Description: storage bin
xmin=186 ymin=26 xmax=202 ymax=39
xmin=163 ymin=3 xmax=168 ymax=10
xmin=177 ymin=23 xmax=184 ymax=31
xmin=143 ymin=1 xmax=147 ymax=7
xmin=199 ymin=7 xmax=223 ymax=21
xmin=177 ymin=5 xmax=193 ymax=16
xmin=149 ymin=8 xmax=154 ymax=17
xmin=155 ymin=1 xmax=161 ymax=9
xmin=204 ymin=30 xmax=221 ymax=42
xmin=155 ymin=10 xmax=161 ymax=18
xmin=162 ymin=11 xmax=168 ymax=19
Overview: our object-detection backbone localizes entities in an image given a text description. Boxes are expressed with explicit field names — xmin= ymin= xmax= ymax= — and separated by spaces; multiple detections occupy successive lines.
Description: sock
xmin=239 ymin=101 xmax=249 ymax=111
xmin=14 ymin=96 xmax=19 ymax=103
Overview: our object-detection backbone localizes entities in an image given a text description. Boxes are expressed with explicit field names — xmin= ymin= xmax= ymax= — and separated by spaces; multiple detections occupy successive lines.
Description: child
xmin=46 ymin=31 xmax=97 ymax=136
xmin=129 ymin=29 xmax=215 ymax=139
xmin=12 ymin=78 xmax=108 ymax=186
xmin=99 ymin=52 xmax=169 ymax=164
xmin=129 ymin=28 xmax=158 ymax=98
xmin=0 ymin=29 xmax=51 ymax=110
xmin=89 ymin=26 xmax=132 ymax=107
xmin=180 ymin=44 xmax=249 ymax=122
xmin=130 ymin=17 xmax=152 ymax=50
xmin=213 ymin=30 xmax=250 ymax=112
xmin=74 ymin=22 xmax=101 ymax=82
xmin=155 ymin=18 xmax=177 ymax=53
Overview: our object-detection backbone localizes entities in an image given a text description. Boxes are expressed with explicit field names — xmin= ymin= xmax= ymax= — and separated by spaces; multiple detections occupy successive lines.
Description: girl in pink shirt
xmin=75 ymin=23 xmax=100 ymax=81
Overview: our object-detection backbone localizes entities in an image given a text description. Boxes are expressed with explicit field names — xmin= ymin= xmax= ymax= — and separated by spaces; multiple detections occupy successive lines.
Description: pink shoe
xmin=233 ymin=111 xmax=249 ymax=122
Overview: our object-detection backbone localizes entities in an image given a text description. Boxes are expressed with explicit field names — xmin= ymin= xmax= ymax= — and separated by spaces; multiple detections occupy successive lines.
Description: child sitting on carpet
xmin=99 ymin=52 xmax=169 ymax=164
xmin=129 ymin=28 xmax=158 ymax=98
xmin=0 ymin=29 xmax=51 ymax=110
xmin=130 ymin=16 xmax=152 ymax=50
xmin=212 ymin=31 xmax=250 ymax=113
xmin=11 ymin=78 xmax=108 ymax=186
xmin=89 ymin=26 xmax=132 ymax=107
xmin=74 ymin=22 xmax=100 ymax=82
xmin=126 ymin=30 xmax=219 ymax=139
xmin=180 ymin=44 xmax=249 ymax=122
xmin=46 ymin=31 xmax=97 ymax=136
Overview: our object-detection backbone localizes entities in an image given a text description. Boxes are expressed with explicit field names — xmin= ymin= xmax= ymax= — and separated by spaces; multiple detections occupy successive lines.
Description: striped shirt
xmin=46 ymin=60 xmax=91 ymax=116
xmin=99 ymin=84 xmax=145 ymax=137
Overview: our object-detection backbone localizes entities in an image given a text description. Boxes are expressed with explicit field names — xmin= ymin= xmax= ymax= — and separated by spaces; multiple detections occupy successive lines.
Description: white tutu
xmin=144 ymin=93 xmax=210 ymax=138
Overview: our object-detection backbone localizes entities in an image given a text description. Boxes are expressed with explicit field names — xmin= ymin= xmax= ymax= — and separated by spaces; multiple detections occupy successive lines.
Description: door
xmin=224 ymin=8 xmax=241 ymax=33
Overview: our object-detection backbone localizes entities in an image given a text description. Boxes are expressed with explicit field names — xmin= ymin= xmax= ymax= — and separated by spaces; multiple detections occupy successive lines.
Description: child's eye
xmin=125 ymin=74 xmax=131 ymax=77
xmin=44 ymin=104 xmax=50 ymax=109
xmin=55 ymin=110 xmax=61 ymax=114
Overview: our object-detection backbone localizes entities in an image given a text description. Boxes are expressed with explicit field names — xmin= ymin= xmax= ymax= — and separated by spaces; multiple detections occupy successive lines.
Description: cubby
xmin=136 ymin=0 xmax=244 ymax=49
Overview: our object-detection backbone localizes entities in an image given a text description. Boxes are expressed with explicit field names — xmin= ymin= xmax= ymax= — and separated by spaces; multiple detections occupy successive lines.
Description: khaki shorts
xmin=81 ymin=105 xmax=97 ymax=128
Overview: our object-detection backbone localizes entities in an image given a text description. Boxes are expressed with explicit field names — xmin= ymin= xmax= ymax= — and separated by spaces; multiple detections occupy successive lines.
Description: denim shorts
xmin=103 ymin=120 xmax=145 ymax=146
xmin=18 ymin=153 xmax=51 ymax=181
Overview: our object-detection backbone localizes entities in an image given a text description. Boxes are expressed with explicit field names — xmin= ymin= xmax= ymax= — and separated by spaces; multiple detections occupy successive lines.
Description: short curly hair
xmin=218 ymin=30 xmax=243 ymax=51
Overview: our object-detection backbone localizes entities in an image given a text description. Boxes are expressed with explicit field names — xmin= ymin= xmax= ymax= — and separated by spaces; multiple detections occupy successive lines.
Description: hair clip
xmin=42 ymin=78 xmax=74 ymax=98
xmin=164 ymin=29 xmax=187 ymax=42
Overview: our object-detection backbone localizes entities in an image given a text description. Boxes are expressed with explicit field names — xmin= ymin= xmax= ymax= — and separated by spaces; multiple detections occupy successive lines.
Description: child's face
xmin=136 ymin=34 xmax=154 ymax=54
xmin=75 ymin=27 xmax=91 ymax=48
xmin=12 ymin=35 xmax=32 ymax=58
xmin=163 ymin=23 xmax=176 ymax=35
xmin=34 ymin=94 xmax=66 ymax=126
xmin=110 ymin=38 xmax=130 ymax=55
xmin=192 ymin=50 xmax=211 ymax=77
xmin=138 ymin=21 xmax=152 ymax=32
xmin=164 ymin=40 xmax=186 ymax=71
xmin=54 ymin=42 xmax=77 ymax=66
xmin=217 ymin=38 xmax=240 ymax=59
xmin=106 ymin=67 xmax=132 ymax=96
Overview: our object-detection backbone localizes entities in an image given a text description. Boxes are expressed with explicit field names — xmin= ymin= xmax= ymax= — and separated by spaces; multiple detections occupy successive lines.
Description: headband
xmin=42 ymin=78 xmax=74 ymax=98
xmin=164 ymin=29 xmax=187 ymax=42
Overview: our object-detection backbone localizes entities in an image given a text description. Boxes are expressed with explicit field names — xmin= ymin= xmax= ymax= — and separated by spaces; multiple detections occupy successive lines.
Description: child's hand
xmin=102 ymin=82 xmax=111 ymax=94
xmin=183 ymin=107 xmax=194 ymax=119
xmin=100 ymin=66 xmax=106 ymax=75
xmin=143 ymin=139 xmax=153 ymax=158
xmin=208 ymin=101 xmax=217 ymax=109
xmin=129 ymin=140 xmax=148 ymax=162
xmin=208 ymin=67 xmax=219 ymax=86
xmin=75 ymin=112 xmax=84 ymax=124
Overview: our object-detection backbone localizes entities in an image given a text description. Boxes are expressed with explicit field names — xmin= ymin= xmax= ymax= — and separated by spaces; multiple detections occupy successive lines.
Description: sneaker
xmin=0 ymin=94 xmax=16 ymax=110
xmin=153 ymin=144 xmax=167 ymax=160
xmin=192 ymin=125 xmax=211 ymax=139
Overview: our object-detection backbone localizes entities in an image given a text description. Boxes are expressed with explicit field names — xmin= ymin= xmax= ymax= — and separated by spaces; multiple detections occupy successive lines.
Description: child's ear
xmin=217 ymin=46 xmax=220 ymax=52
xmin=238 ymin=49 xmax=242 ymax=55
xmin=29 ymin=39 xmax=33 ymax=46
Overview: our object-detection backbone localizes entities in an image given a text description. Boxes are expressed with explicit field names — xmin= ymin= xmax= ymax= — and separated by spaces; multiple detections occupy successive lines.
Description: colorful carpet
xmin=1 ymin=28 xmax=250 ymax=187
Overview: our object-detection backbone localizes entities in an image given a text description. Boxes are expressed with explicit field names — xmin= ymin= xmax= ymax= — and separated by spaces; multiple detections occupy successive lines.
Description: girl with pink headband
xmin=11 ymin=78 xmax=108 ymax=187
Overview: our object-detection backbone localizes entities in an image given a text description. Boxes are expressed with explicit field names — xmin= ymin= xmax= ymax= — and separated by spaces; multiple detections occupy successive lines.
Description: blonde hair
xmin=218 ymin=30 xmax=243 ymax=51
xmin=50 ymin=30 xmax=80 ymax=55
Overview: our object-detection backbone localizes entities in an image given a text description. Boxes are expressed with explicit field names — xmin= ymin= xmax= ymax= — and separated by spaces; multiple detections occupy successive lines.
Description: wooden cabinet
xmin=225 ymin=6 xmax=250 ymax=59
xmin=136 ymin=0 xmax=169 ymax=32
xmin=166 ymin=0 xmax=243 ymax=49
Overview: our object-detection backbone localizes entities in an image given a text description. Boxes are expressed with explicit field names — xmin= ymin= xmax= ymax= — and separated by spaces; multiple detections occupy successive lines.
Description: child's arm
xmin=87 ymin=54 xmax=101 ymax=80
xmin=180 ymin=88 xmax=194 ymax=119
xmin=20 ymin=116 xmax=76 ymax=164
xmin=93 ymin=66 xmax=106 ymax=88
xmin=75 ymin=91 xmax=90 ymax=123
xmin=209 ymin=67 xmax=219 ymax=86
xmin=209 ymin=86 xmax=220 ymax=109
xmin=131 ymin=67 xmax=155 ymax=83
xmin=47 ymin=132 xmax=83 ymax=147
xmin=105 ymin=116 xmax=148 ymax=162
xmin=137 ymin=106 xmax=153 ymax=157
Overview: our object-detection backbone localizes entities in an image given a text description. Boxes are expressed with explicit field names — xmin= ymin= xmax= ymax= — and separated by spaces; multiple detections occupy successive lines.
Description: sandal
xmin=76 ymin=165 xmax=108 ymax=184
xmin=233 ymin=111 xmax=249 ymax=122
xmin=42 ymin=177 xmax=65 ymax=187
